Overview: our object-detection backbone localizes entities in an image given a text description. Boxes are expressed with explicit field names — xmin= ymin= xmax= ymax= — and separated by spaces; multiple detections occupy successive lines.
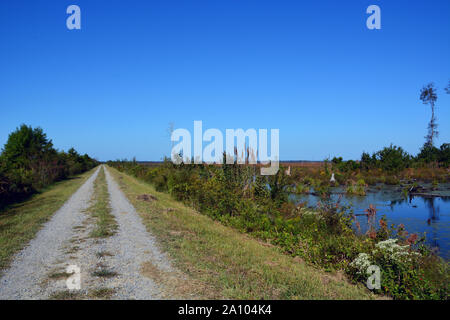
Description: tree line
xmin=0 ymin=124 xmax=98 ymax=209
xmin=328 ymin=142 xmax=450 ymax=174
xmin=331 ymin=80 xmax=450 ymax=173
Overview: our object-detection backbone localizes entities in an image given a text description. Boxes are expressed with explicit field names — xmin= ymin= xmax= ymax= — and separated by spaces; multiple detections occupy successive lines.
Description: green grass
xmin=0 ymin=167 xmax=98 ymax=275
xmin=47 ymin=270 xmax=72 ymax=280
xmin=107 ymin=166 xmax=376 ymax=300
xmin=91 ymin=269 xmax=117 ymax=278
xmin=49 ymin=290 xmax=84 ymax=300
xmin=88 ymin=167 xmax=117 ymax=238
xmin=49 ymin=287 xmax=115 ymax=300
xmin=88 ymin=287 xmax=115 ymax=299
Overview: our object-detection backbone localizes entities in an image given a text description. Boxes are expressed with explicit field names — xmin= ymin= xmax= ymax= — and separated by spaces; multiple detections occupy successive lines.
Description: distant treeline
xmin=289 ymin=143 xmax=450 ymax=196
xmin=134 ymin=144 xmax=450 ymax=170
xmin=0 ymin=125 xmax=98 ymax=209
xmin=330 ymin=143 xmax=450 ymax=173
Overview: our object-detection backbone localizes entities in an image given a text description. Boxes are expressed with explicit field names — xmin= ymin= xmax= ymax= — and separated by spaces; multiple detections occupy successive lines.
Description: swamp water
xmin=291 ymin=183 xmax=450 ymax=259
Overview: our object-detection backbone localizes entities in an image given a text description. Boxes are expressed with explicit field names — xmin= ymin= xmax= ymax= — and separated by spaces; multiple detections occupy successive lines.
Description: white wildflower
xmin=374 ymin=238 xmax=419 ymax=263
xmin=350 ymin=253 xmax=372 ymax=274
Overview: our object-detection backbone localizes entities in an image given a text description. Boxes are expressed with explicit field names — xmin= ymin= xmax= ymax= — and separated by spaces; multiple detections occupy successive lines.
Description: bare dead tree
xmin=420 ymin=83 xmax=438 ymax=146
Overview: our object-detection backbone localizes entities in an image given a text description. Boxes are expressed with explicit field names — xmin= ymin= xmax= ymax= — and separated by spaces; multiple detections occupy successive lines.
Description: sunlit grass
xmin=0 ymin=167 xmax=98 ymax=274
xmin=88 ymin=167 xmax=117 ymax=238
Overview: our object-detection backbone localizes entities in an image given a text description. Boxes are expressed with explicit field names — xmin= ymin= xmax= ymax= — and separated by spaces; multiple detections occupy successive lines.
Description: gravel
xmin=100 ymin=166 xmax=174 ymax=299
xmin=0 ymin=166 xmax=176 ymax=300
xmin=0 ymin=167 xmax=100 ymax=299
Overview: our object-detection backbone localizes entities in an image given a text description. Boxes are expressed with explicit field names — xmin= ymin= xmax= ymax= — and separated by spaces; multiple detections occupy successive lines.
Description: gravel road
xmin=0 ymin=166 xmax=176 ymax=300
xmin=100 ymin=167 xmax=174 ymax=299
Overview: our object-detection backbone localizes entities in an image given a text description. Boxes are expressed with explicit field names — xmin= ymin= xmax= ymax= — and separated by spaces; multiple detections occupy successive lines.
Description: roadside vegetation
xmin=0 ymin=124 xmax=98 ymax=209
xmin=88 ymin=167 xmax=117 ymax=238
xmin=108 ymin=153 xmax=449 ymax=299
xmin=0 ymin=168 xmax=96 ymax=274
xmin=107 ymin=166 xmax=374 ymax=299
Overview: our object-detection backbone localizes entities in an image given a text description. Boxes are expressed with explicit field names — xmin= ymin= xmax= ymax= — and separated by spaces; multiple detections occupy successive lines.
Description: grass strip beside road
xmin=0 ymin=167 xmax=98 ymax=274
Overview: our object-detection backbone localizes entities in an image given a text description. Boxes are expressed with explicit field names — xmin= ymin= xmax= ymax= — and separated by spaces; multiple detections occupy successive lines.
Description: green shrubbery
xmin=312 ymin=143 xmax=450 ymax=188
xmin=0 ymin=125 xmax=97 ymax=209
xmin=109 ymin=157 xmax=449 ymax=300
xmin=346 ymin=179 xmax=367 ymax=196
xmin=348 ymin=238 xmax=449 ymax=299
xmin=416 ymin=143 xmax=450 ymax=167
xmin=360 ymin=143 xmax=449 ymax=173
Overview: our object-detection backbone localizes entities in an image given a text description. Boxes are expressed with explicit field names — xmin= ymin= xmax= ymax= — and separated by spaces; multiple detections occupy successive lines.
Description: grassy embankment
xmin=107 ymin=166 xmax=375 ymax=300
xmin=0 ymin=167 xmax=98 ymax=274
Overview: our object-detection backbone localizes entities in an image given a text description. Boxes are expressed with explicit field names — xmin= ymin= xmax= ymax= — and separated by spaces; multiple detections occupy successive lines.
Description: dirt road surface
xmin=0 ymin=166 xmax=176 ymax=300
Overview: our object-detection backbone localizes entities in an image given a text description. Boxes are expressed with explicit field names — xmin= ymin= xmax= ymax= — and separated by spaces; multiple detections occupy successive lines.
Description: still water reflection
xmin=291 ymin=185 xmax=450 ymax=260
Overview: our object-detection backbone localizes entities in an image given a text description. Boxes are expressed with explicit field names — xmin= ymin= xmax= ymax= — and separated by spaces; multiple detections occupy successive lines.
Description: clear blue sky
xmin=1 ymin=0 xmax=449 ymax=161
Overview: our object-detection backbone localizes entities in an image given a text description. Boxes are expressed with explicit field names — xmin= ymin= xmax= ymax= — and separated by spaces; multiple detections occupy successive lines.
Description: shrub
xmin=346 ymin=179 xmax=366 ymax=196
xmin=348 ymin=238 xmax=449 ymax=299
xmin=295 ymin=183 xmax=310 ymax=194
xmin=375 ymin=145 xmax=411 ymax=172
xmin=0 ymin=125 xmax=97 ymax=209
xmin=384 ymin=175 xmax=400 ymax=185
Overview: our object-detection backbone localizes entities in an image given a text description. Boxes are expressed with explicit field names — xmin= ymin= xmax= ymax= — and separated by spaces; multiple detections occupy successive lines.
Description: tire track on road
xmin=101 ymin=166 xmax=176 ymax=299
